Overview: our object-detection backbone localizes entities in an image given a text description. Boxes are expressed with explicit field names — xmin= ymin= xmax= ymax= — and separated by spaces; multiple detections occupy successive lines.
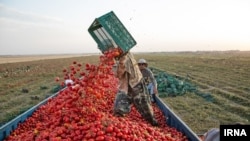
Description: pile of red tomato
xmin=5 ymin=48 xmax=188 ymax=141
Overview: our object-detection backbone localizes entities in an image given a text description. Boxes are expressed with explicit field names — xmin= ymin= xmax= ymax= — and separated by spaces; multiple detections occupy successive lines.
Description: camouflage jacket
xmin=140 ymin=68 xmax=157 ymax=87
xmin=116 ymin=52 xmax=142 ymax=93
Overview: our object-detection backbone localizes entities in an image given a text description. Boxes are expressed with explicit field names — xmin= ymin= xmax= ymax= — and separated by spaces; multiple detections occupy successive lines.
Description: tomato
xmin=105 ymin=126 xmax=114 ymax=133
xmin=97 ymin=130 xmax=105 ymax=136
xmin=55 ymin=77 xmax=60 ymax=82
xmin=96 ymin=135 xmax=105 ymax=140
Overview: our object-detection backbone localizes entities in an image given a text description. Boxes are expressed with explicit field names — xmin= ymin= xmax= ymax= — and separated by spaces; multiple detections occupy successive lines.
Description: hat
xmin=203 ymin=128 xmax=220 ymax=141
xmin=138 ymin=59 xmax=147 ymax=64
xmin=138 ymin=59 xmax=148 ymax=67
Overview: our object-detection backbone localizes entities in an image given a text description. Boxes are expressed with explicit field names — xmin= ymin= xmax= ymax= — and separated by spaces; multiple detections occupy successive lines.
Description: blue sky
xmin=0 ymin=0 xmax=250 ymax=55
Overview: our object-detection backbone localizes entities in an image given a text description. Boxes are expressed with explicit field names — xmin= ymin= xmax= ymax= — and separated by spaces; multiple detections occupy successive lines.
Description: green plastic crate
xmin=88 ymin=11 xmax=137 ymax=53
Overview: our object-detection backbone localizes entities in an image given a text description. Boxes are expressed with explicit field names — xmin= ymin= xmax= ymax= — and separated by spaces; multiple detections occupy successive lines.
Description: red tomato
xmin=106 ymin=126 xmax=114 ymax=133
xmin=96 ymin=135 xmax=105 ymax=140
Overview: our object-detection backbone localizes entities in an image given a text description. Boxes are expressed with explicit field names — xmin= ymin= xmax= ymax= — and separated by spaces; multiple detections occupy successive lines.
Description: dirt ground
xmin=0 ymin=54 xmax=97 ymax=64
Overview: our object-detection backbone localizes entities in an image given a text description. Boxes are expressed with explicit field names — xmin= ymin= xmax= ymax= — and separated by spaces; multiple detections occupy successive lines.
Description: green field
xmin=0 ymin=51 xmax=249 ymax=135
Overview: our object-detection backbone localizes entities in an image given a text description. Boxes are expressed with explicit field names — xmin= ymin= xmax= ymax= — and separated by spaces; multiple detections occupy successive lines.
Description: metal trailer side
xmin=0 ymin=89 xmax=200 ymax=141
xmin=0 ymin=88 xmax=65 ymax=141
xmin=155 ymin=95 xmax=201 ymax=141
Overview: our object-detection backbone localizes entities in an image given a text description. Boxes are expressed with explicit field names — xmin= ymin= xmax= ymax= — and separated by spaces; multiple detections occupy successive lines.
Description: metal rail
xmin=155 ymin=95 xmax=201 ymax=141
xmin=0 ymin=87 xmax=66 ymax=141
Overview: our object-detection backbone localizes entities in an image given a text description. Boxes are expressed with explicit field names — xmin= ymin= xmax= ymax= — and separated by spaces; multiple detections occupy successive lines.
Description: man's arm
xmin=116 ymin=55 xmax=127 ymax=79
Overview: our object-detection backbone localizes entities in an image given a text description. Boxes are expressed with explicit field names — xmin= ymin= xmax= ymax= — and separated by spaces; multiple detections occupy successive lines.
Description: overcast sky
xmin=0 ymin=0 xmax=250 ymax=55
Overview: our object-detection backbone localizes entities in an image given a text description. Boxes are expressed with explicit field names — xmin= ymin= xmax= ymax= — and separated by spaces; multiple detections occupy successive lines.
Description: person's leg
xmin=130 ymin=81 xmax=158 ymax=126
xmin=113 ymin=73 xmax=132 ymax=116
xmin=147 ymin=83 xmax=154 ymax=94
xmin=147 ymin=83 xmax=156 ymax=103
xmin=151 ymin=93 xmax=156 ymax=103
xmin=113 ymin=91 xmax=132 ymax=116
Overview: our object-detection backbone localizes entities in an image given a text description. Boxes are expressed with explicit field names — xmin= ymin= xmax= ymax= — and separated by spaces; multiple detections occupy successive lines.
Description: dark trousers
xmin=114 ymin=79 xmax=156 ymax=124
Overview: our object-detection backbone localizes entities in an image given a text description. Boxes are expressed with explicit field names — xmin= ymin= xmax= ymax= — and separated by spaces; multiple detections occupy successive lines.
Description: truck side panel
xmin=155 ymin=95 xmax=201 ymax=141
xmin=0 ymin=88 xmax=65 ymax=141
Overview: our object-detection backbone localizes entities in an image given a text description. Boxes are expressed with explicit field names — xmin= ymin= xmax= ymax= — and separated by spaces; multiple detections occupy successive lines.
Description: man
xmin=202 ymin=122 xmax=243 ymax=141
xmin=138 ymin=59 xmax=158 ymax=103
xmin=113 ymin=52 xmax=158 ymax=126
xmin=202 ymin=128 xmax=219 ymax=141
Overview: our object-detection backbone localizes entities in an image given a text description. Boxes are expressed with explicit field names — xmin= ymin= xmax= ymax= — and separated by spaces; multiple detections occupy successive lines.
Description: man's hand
xmin=153 ymin=87 xmax=158 ymax=95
